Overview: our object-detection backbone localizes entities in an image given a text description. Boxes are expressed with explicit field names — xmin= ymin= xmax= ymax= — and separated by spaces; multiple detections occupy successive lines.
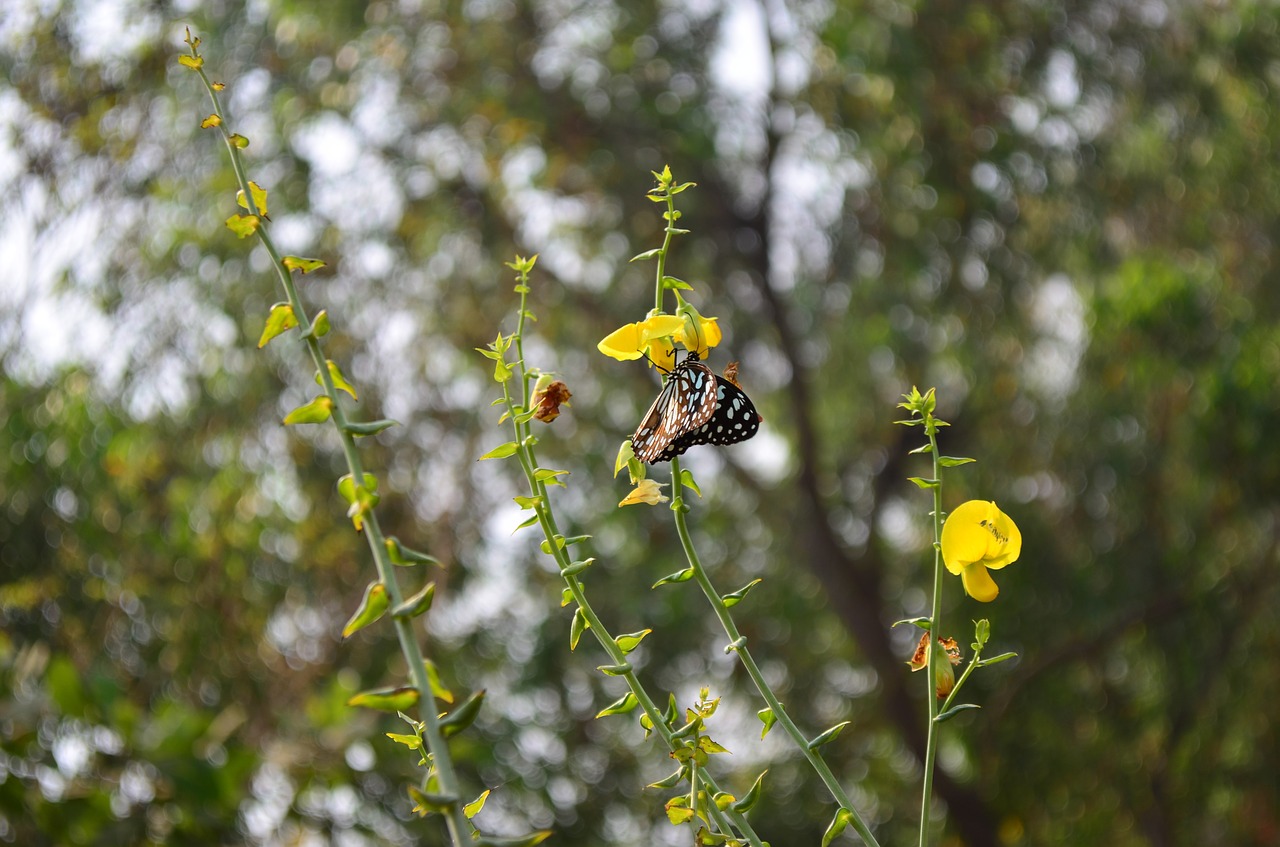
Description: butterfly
xmin=631 ymin=352 xmax=761 ymax=464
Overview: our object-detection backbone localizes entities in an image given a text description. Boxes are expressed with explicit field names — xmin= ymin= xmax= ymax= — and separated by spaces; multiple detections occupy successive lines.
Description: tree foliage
xmin=2 ymin=1 xmax=1278 ymax=845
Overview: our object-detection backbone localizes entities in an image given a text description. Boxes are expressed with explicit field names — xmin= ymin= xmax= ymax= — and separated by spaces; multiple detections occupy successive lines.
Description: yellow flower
xmin=619 ymin=478 xmax=669 ymax=507
xmin=940 ymin=500 xmax=1022 ymax=603
xmin=597 ymin=314 xmax=685 ymax=365
xmin=673 ymin=303 xmax=722 ymax=360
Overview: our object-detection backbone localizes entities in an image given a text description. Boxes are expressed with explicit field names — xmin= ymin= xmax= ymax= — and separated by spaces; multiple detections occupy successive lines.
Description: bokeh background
xmin=3 ymin=1 xmax=1279 ymax=845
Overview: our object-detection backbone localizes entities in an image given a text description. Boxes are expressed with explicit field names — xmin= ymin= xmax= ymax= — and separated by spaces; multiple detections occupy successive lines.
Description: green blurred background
xmin=2 ymin=1 xmax=1278 ymax=844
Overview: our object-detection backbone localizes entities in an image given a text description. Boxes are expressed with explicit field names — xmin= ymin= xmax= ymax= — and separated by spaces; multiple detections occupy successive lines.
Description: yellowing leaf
xmin=236 ymin=181 xmax=268 ymax=217
xmin=321 ymin=359 xmax=358 ymax=400
xmin=178 ymin=55 xmax=203 ymax=70
xmin=463 ymin=789 xmax=491 ymax=819
xmin=283 ymin=256 xmax=327 ymax=274
xmin=228 ymin=133 xmax=249 ymax=148
xmin=257 ymin=303 xmax=298 ymax=348
xmin=225 ymin=214 xmax=260 ymax=238
xmin=201 ymin=114 xmax=222 ymax=129
xmin=282 ymin=396 xmax=333 ymax=425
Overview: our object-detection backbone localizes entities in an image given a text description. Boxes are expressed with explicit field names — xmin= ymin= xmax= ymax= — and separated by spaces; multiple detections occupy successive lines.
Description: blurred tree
xmin=1 ymin=1 xmax=1278 ymax=846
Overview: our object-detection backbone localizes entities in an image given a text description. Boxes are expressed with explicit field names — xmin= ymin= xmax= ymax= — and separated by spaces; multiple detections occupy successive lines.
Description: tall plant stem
xmin=669 ymin=456 xmax=881 ymax=847
xmin=187 ymin=55 xmax=471 ymax=845
xmin=918 ymin=425 xmax=945 ymax=847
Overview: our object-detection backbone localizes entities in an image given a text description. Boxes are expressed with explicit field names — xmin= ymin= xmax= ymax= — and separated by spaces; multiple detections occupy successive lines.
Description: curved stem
xmin=918 ymin=425 xmax=945 ymax=847
xmin=188 ymin=57 xmax=471 ymax=845
xmin=669 ymin=457 xmax=881 ymax=847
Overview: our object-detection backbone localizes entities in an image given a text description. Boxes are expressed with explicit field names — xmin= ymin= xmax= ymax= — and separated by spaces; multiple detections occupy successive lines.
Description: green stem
xmin=191 ymin=62 xmax=471 ymax=846
xmin=669 ymin=458 xmax=881 ymax=847
xmin=500 ymin=267 xmax=764 ymax=846
xmin=918 ymin=424 xmax=945 ymax=847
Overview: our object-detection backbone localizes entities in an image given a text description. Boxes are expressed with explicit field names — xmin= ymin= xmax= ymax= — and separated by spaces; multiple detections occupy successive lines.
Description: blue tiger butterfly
xmin=631 ymin=352 xmax=761 ymax=464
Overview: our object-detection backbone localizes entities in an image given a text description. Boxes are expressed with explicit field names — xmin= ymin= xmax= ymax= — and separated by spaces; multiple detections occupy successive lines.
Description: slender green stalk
xmin=918 ymin=423 xmax=945 ymax=847
xmin=184 ymin=39 xmax=471 ymax=845
xmin=498 ymin=264 xmax=765 ymax=846
xmin=668 ymin=458 xmax=882 ymax=847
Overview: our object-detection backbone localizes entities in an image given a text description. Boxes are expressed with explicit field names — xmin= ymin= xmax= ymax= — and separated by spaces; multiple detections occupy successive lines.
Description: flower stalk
xmin=490 ymin=258 xmax=766 ymax=846
xmin=181 ymin=31 xmax=473 ymax=845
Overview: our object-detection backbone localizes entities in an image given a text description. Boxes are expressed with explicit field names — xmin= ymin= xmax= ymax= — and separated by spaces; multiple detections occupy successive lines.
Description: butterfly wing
xmin=656 ymin=376 xmax=761 ymax=462
xmin=631 ymin=358 xmax=718 ymax=463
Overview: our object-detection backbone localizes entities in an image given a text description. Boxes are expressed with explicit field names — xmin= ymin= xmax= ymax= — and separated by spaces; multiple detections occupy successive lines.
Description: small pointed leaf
xmin=258 ymin=303 xmax=298 ymax=348
xmin=348 ymin=686 xmax=419 ymax=712
xmin=479 ymin=441 xmax=519 ymax=461
xmin=283 ymin=396 xmax=333 ymax=425
xmin=808 ymin=720 xmax=852 ymax=751
xmin=439 ymin=690 xmax=485 ymax=737
xmin=342 ymin=581 xmax=389 ymax=638
xmin=596 ymin=692 xmax=639 ymax=718
xmin=463 ymin=789 xmax=491 ymax=819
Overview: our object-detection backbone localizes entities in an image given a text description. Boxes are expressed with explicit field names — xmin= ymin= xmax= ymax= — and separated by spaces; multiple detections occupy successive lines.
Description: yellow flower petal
xmin=598 ymin=323 xmax=645 ymax=361
xmin=673 ymin=303 xmax=721 ymax=359
xmin=959 ymin=563 xmax=1000 ymax=603
xmin=619 ymin=478 xmax=669 ymax=507
xmin=941 ymin=500 xmax=1020 ymax=597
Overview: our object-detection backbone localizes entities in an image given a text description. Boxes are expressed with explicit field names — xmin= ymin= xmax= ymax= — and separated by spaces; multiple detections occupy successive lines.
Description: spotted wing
xmin=654 ymin=376 xmax=761 ymax=462
xmin=631 ymin=358 xmax=718 ymax=463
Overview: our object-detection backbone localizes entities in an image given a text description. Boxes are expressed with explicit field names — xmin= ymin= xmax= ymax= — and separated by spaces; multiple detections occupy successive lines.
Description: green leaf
xmin=282 ymin=255 xmax=326 ymax=273
xmin=392 ymin=582 xmax=435 ymax=619
xmin=344 ymin=419 xmax=398 ymax=437
xmin=534 ymin=467 xmax=570 ymax=485
xmin=228 ymin=133 xmax=249 ymax=148
xmin=596 ymin=663 xmax=632 ymax=676
xmin=513 ymin=495 xmax=543 ymax=510
xmin=308 ymin=309 xmax=331 ymax=338
xmin=569 ymin=606 xmax=589 ymax=650
xmin=892 ymin=616 xmax=933 ymax=630
xmin=407 ymin=785 xmax=458 ymax=816
xmin=679 ymin=468 xmax=702 ymax=498
xmin=348 ymin=686 xmax=420 ymax=712
xmin=821 ymin=809 xmax=853 ymax=847
xmin=645 ymin=767 xmax=686 ymax=790
xmin=342 ymin=581 xmax=389 ymax=638
xmin=614 ymin=629 xmax=652 ymax=654
xmin=322 ymin=359 xmax=358 ymax=400
xmin=938 ymin=455 xmax=977 ymax=467
xmin=934 ymin=703 xmax=982 ymax=723
xmin=974 ymin=618 xmax=991 ymax=648
xmin=757 ymin=707 xmax=778 ymax=739
xmin=422 ymin=659 xmax=454 ymax=704
xmin=808 ymin=720 xmax=851 ymax=751
xmin=698 ymin=736 xmax=730 ymax=755
xmin=629 ymin=248 xmax=662 ymax=262
xmin=512 ymin=514 xmax=540 ymax=533
xmin=464 ymin=789 xmax=491 ymax=819
xmin=977 ymin=651 xmax=1018 ymax=667
xmin=908 ymin=442 xmax=932 ymax=452
xmin=907 ymin=476 xmax=939 ymax=489
xmin=439 ymin=690 xmax=485 ymax=737
xmin=225 ymin=213 xmax=260 ymax=238
xmin=560 ymin=588 xmax=574 ymax=607
xmin=383 ymin=536 xmax=442 ymax=567
xmin=722 ymin=579 xmax=762 ymax=608
xmin=652 ymin=567 xmax=695 ymax=588
xmin=479 ymin=441 xmax=519 ymax=461
xmin=338 ymin=473 xmax=379 ymax=503
xmin=662 ymin=275 xmax=694 ymax=291
xmin=731 ymin=770 xmax=768 ymax=814
xmin=596 ymin=692 xmax=639 ymax=718
xmin=283 ymin=396 xmax=334 ymax=425
xmin=257 ymin=303 xmax=298 ymax=348
xmin=385 ymin=732 xmax=421 ymax=750
xmin=560 ymin=558 xmax=595 ymax=576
